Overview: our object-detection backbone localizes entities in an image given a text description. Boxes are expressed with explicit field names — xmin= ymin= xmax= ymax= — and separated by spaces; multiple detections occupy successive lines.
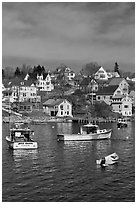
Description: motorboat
xmin=6 ymin=123 xmax=38 ymax=149
xmin=57 ymin=123 xmax=112 ymax=141
xmin=117 ymin=118 xmax=127 ymax=128
xmin=96 ymin=152 xmax=119 ymax=166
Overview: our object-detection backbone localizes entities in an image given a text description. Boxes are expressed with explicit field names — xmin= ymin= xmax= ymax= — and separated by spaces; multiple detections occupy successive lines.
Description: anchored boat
xmin=96 ymin=152 xmax=119 ymax=166
xmin=57 ymin=123 xmax=112 ymax=141
xmin=6 ymin=123 xmax=38 ymax=149
xmin=117 ymin=118 xmax=128 ymax=128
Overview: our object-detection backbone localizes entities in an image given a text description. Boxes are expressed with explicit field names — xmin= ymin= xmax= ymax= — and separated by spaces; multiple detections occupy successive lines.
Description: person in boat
xmin=100 ymin=157 xmax=106 ymax=167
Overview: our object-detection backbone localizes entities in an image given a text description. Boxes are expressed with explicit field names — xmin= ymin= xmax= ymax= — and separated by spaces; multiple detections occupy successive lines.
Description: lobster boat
xmin=6 ymin=123 xmax=38 ymax=149
xmin=117 ymin=118 xmax=128 ymax=128
xmin=57 ymin=123 xmax=112 ymax=141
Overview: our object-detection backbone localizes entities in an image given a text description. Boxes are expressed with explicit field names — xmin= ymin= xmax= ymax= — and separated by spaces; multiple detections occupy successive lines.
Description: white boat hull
xmin=6 ymin=136 xmax=38 ymax=149
xmin=57 ymin=129 xmax=112 ymax=141
xmin=96 ymin=153 xmax=119 ymax=165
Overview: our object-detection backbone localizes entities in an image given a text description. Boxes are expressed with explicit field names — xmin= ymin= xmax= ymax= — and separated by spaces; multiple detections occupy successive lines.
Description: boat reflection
xmin=11 ymin=149 xmax=38 ymax=168
xmin=12 ymin=149 xmax=38 ymax=160
xmin=57 ymin=122 xmax=72 ymax=134
xmin=96 ymin=139 xmax=111 ymax=152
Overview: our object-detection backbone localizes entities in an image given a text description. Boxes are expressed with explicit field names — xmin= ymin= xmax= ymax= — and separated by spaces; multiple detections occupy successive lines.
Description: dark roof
xmin=96 ymin=85 xmax=119 ymax=95
xmin=43 ymin=99 xmax=71 ymax=107
xmin=3 ymin=78 xmax=36 ymax=87
xmin=108 ymin=77 xmax=127 ymax=86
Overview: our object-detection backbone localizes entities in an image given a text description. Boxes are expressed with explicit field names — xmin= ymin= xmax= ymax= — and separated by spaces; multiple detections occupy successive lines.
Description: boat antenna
xmin=8 ymin=91 xmax=11 ymax=133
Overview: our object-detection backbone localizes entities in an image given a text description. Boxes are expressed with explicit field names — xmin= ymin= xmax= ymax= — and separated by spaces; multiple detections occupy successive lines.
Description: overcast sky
xmin=2 ymin=2 xmax=135 ymax=72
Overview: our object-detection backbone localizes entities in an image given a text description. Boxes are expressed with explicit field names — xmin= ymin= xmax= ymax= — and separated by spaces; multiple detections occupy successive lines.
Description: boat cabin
xmin=10 ymin=128 xmax=34 ymax=142
xmin=82 ymin=124 xmax=99 ymax=134
xmin=117 ymin=118 xmax=127 ymax=123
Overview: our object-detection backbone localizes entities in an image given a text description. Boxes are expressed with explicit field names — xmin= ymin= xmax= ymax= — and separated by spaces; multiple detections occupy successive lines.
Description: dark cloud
xmin=2 ymin=2 xmax=135 ymax=72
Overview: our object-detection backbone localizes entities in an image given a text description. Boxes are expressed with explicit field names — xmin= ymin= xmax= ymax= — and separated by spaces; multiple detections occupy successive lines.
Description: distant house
xmin=2 ymin=89 xmax=13 ymax=102
xmin=107 ymin=72 xmax=120 ymax=79
xmin=88 ymin=79 xmax=99 ymax=92
xmin=94 ymin=67 xmax=109 ymax=80
xmin=24 ymin=73 xmax=30 ymax=80
xmin=64 ymin=69 xmax=76 ymax=81
xmin=108 ymin=78 xmax=129 ymax=95
xmin=129 ymin=90 xmax=135 ymax=107
xmin=2 ymin=78 xmax=40 ymax=103
xmin=18 ymin=101 xmax=33 ymax=113
xmin=36 ymin=73 xmax=54 ymax=91
xmin=111 ymin=95 xmax=132 ymax=116
xmin=43 ymin=99 xmax=73 ymax=117
xmin=96 ymin=85 xmax=122 ymax=105
xmin=73 ymin=73 xmax=83 ymax=87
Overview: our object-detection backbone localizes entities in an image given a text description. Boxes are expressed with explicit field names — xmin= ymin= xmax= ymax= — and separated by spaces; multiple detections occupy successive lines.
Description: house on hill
xmin=108 ymin=77 xmax=129 ymax=95
xmin=36 ymin=73 xmax=54 ymax=91
xmin=107 ymin=71 xmax=120 ymax=78
xmin=94 ymin=67 xmax=109 ymax=80
xmin=111 ymin=95 xmax=132 ymax=116
xmin=2 ymin=78 xmax=40 ymax=103
xmin=43 ymin=99 xmax=73 ymax=117
xmin=96 ymin=85 xmax=123 ymax=105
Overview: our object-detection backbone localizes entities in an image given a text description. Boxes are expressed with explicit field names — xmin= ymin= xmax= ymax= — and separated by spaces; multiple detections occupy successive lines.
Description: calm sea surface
xmin=2 ymin=122 xmax=135 ymax=202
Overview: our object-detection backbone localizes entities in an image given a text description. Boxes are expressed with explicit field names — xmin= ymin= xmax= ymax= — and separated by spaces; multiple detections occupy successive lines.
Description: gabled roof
xmin=112 ymin=95 xmax=124 ymax=99
xmin=3 ymin=78 xmax=36 ymax=87
xmin=108 ymin=77 xmax=127 ymax=86
xmin=43 ymin=99 xmax=71 ymax=107
xmin=43 ymin=99 xmax=55 ymax=105
xmin=96 ymin=85 xmax=119 ymax=95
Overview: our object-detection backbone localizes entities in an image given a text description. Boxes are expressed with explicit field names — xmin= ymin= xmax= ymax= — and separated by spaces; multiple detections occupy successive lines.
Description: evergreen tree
xmin=114 ymin=62 xmax=120 ymax=75
xmin=2 ymin=69 xmax=5 ymax=79
xmin=14 ymin=67 xmax=21 ymax=77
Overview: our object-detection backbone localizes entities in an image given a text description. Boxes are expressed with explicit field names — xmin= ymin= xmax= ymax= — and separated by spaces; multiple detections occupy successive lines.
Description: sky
xmin=2 ymin=2 xmax=135 ymax=72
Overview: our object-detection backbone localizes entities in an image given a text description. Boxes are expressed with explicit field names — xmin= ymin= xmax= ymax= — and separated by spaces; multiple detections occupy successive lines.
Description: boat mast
xmin=8 ymin=90 xmax=11 ymax=133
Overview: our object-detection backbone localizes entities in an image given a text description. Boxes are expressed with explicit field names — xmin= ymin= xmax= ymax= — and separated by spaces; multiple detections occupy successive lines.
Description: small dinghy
xmin=96 ymin=153 xmax=119 ymax=166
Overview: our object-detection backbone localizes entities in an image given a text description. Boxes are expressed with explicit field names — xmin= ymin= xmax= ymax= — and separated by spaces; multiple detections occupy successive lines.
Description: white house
xmin=108 ymin=78 xmax=129 ymax=95
xmin=24 ymin=73 xmax=29 ymax=80
xmin=36 ymin=73 xmax=54 ymax=91
xmin=89 ymin=79 xmax=99 ymax=92
xmin=64 ymin=69 xmax=76 ymax=81
xmin=43 ymin=99 xmax=73 ymax=117
xmin=111 ymin=95 xmax=132 ymax=116
xmin=96 ymin=85 xmax=122 ymax=105
xmin=94 ymin=67 xmax=109 ymax=80
xmin=3 ymin=79 xmax=40 ymax=103
xmin=107 ymin=72 xmax=120 ymax=78
xmin=18 ymin=81 xmax=40 ymax=102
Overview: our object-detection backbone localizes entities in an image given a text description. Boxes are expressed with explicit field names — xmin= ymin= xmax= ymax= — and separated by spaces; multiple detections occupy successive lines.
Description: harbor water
xmin=2 ymin=122 xmax=135 ymax=202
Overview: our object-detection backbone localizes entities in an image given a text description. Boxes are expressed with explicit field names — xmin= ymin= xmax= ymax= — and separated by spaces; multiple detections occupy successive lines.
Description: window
xmin=98 ymin=96 xmax=100 ymax=100
xmin=98 ymin=70 xmax=104 ymax=73
xmin=119 ymin=105 xmax=121 ymax=108
xmin=67 ymin=111 xmax=69 ymax=115
xmin=61 ymin=111 xmax=63 ymax=115
xmin=124 ymin=105 xmax=128 ymax=108
xmin=60 ymin=105 xmax=63 ymax=110
xmin=100 ymin=74 xmax=105 ymax=78
xmin=20 ymin=106 xmax=23 ymax=110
